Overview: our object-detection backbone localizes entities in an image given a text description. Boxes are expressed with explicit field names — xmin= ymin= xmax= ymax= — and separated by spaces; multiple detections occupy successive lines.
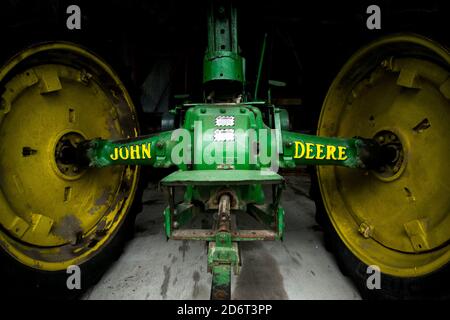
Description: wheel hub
xmin=54 ymin=132 xmax=87 ymax=178
xmin=372 ymin=130 xmax=405 ymax=181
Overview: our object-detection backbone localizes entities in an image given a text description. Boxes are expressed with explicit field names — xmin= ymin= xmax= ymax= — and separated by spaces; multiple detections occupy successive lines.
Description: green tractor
xmin=0 ymin=0 xmax=448 ymax=299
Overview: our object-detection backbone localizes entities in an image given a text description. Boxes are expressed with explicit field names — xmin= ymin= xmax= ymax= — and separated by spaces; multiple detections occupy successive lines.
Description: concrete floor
xmin=83 ymin=175 xmax=361 ymax=300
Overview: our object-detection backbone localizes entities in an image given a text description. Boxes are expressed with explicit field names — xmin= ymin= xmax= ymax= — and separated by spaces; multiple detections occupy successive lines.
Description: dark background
xmin=0 ymin=0 xmax=448 ymax=132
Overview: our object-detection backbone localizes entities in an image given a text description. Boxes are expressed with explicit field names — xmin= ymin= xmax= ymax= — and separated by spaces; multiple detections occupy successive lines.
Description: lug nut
xmin=358 ymin=222 xmax=372 ymax=239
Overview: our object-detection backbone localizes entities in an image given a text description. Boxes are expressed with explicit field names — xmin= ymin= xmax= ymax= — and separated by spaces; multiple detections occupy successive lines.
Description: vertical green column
xmin=211 ymin=265 xmax=232 ymax=300
xmin=203 ymin=0 xmax=244 ymax=84
xmin=208 ymin=230 xmax=239 ymax=300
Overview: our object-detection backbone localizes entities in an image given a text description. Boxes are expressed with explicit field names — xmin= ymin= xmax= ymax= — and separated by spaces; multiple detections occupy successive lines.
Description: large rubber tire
xmin=0 ymin=43 xmax=145 ymax=299
xmin=311 ymin=170 xmax=450 ymax=300
xmin=0 ymin=188 xmax=144 ymax=299
xmin=311 ymin=34 xmax=450 ymax=300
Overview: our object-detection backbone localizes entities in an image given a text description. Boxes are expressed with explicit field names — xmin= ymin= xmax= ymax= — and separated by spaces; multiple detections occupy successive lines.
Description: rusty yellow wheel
xmin=316 ymin=34 xmax=450 ymax=299
xmin=0 ymin=42 xmax=141 ymax=296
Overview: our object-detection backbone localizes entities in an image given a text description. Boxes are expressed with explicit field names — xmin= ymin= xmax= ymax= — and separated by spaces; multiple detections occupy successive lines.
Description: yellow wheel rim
xmin=317 ymin=34 xmax=450 ymax=277
xmin=0 ymin=43 xmax=140 ymax=271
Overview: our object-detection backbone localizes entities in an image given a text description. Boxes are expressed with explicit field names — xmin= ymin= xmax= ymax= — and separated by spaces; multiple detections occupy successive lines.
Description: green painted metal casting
xmin=203 ymin=0 xmax=244 ymax=84
xmin=72 ymin=0 xmax=392 ymax=300
xmin=83 ymin=116 xmax=370 ymax=170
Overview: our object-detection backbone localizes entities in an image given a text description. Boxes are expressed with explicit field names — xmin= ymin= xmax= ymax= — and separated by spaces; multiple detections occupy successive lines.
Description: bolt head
xmin=358 ymin=222 xmax=372 ymax=238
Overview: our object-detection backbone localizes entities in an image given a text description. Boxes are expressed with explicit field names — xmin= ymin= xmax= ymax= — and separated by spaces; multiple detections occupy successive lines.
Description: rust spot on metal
xmin=95 ymin=188 xmax=111 ymax=206
xmin=171 ymin=229 xmax=276 ymax=241
xmin=51 ymin=214 xmax=83 ymax=244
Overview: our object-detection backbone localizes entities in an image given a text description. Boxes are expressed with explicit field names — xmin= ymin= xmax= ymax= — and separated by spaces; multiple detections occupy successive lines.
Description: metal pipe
xmin=218 ymin=194 xmax=231 ymax=232
xmin=254 ymin=33 xmax=267 ymax=100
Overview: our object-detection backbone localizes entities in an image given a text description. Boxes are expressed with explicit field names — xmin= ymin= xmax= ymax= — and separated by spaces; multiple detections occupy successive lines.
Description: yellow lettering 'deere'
xmin=293 ymin=141 xmax=347 ymax=161
xmin=316 ymin=144 xmax=326 ymax=160
xmin=294 ymin=141 xmax=305 ymax=158
xmin=337 ymin=146 xmax=347 ymax=160
xmin=110 ymin=143 xmax=152 ymax=161
xmin=326 ymin=145 xmax=337 ymax=160
xmin=305 ymin=143 xmax=314 ymax=159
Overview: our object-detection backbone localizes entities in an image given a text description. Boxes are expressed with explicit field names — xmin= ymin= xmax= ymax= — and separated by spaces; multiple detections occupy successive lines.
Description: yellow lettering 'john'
xmin=109 ymin=143 xmax=152 ymax=161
